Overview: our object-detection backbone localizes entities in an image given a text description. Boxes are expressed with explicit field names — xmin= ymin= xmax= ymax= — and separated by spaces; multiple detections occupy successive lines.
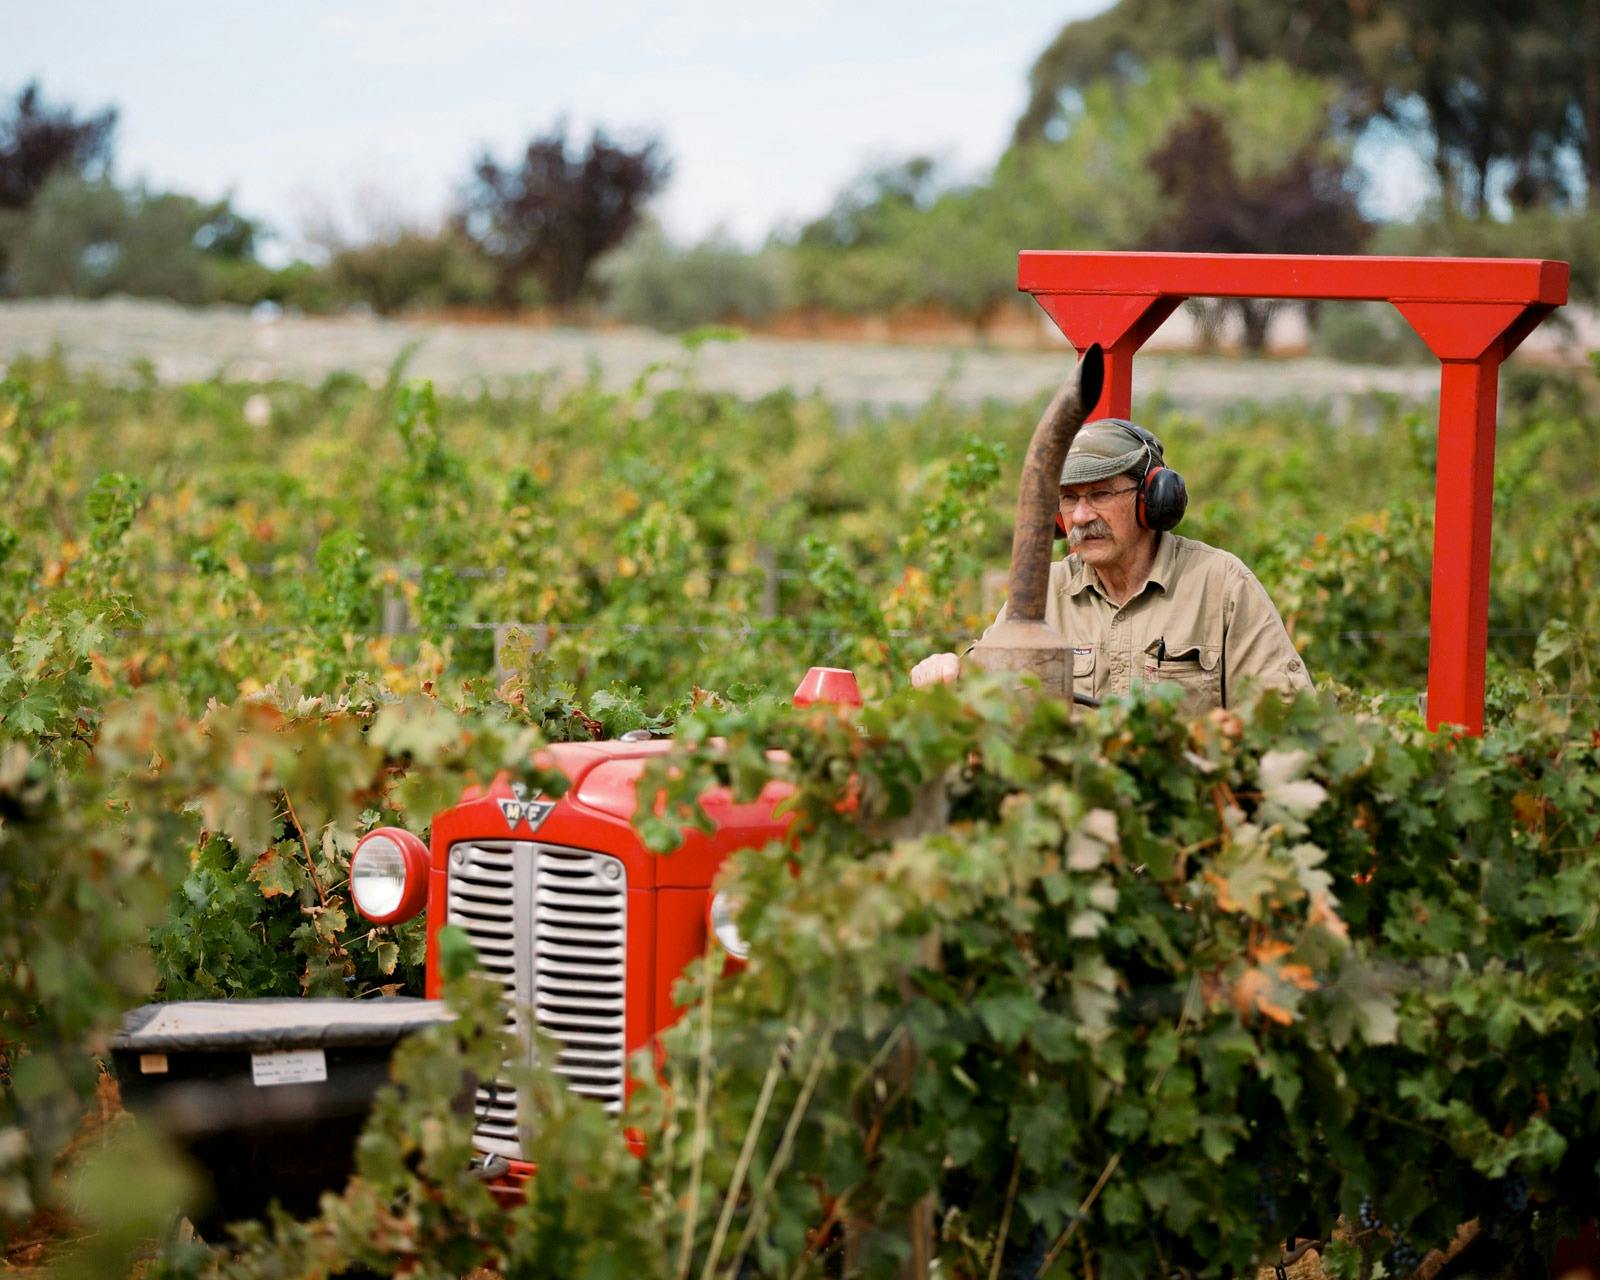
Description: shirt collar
xmin=1062 ymin=533 xmax=1172 ymax=600
xmin=1145 ymin=532 xmax=1177 ymax=592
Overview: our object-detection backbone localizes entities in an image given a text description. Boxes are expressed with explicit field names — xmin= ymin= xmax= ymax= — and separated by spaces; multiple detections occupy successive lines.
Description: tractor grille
xmin=445 ymin=840 xmax=628 ymax=1159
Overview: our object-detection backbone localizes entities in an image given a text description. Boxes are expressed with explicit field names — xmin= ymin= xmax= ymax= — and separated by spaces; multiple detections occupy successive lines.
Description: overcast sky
xmin=7 ymin=1 xmax=1119 ymax=257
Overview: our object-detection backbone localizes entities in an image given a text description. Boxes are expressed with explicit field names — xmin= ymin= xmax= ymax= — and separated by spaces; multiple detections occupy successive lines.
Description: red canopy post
xmin=1016 ymin=251 xmax=1569 ymax=735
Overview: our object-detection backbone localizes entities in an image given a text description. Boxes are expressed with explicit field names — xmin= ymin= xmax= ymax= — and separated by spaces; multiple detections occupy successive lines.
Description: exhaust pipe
xmin=965 ymin=344 xmax=1104 ymax=697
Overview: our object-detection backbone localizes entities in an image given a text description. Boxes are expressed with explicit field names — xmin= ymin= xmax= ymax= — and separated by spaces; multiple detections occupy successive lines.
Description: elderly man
xmin=910 ymin=418 xmax=1310 ymax=714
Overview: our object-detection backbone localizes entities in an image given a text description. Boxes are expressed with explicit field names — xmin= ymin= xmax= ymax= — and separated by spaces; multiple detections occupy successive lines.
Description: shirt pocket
xmin=1144 ymin=641 xmax=1221 ymax=715
xmin=1072 ymin=646 xmax=1097 ymax=699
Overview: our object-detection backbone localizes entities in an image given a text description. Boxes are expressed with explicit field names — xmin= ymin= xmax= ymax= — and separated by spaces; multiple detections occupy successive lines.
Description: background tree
xmin=1012 ymin=0 xmax=1362 ymax=145
xmin=0 ymin=82 xmax=116 ymax=212
xmin=1573 ymin=0 xmax=1600 ymax=207
xmin=788 ymin=158 xmax=949 ymax=319
xmin=0 ymin=176 xmax=261 ymax=304
xmin=792 ymin=173 xmax=1022 ymax=338
xmin=325 ymin=229 xmax=494 ymax=316
xmin=795 ymin=156 xmax=944 ymax=252
xmin=1015 ymin=0 xmax=1594 ymax=219
xmin=461 ymin=123 xmax=669 ymax=311
xmin=894 ymin=188 xmax=1020 ymax=336
xmin=1374 ymin=0 xmax=1577 ymax=216
xmin=598 ymin=224 xmax=788 ymax=333
xmin=0 ymin=83 xmax=118 ymax=290
xmin=1138 ymin=107 xmax=1367 ymax=348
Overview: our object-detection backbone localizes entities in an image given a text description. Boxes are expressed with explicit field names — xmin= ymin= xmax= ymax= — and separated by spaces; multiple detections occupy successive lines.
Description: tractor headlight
xmin=350 ymin=827 xmax=430 ymax=925
xmin=708 ymin=890 xmax=750 ymax=960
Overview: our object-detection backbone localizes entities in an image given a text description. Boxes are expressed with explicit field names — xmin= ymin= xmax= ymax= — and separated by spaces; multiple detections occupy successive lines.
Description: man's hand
xmin=910 ymin=652 xmax=960 ymax=688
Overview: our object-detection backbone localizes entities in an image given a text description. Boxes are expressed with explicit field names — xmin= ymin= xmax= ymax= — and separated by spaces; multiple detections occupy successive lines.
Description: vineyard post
xmin=757 ymin=545 xmax=779 ymax=620
xmin=381 ymin=579 xmax=410 ymax=636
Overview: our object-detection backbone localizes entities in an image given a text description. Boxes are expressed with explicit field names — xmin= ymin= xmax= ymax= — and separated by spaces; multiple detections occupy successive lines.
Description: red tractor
xmin=346 ymin=667 xmax=847 ymax=1185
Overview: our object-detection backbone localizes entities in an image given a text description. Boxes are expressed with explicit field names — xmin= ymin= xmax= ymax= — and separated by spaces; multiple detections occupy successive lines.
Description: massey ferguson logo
xmin=497 ymin=791 xmax=555 ymax=833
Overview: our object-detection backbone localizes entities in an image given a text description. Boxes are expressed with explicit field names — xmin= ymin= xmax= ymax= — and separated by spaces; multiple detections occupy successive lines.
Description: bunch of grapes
xmin=1388 ymin=1231 xmax=1421 ymax=1274
xmin=1479 ymin=1172 xmax=1532 ymax=1242
xmin=1357 ymin=1196 xmax=1420 ymax=1276
xmin=1256 ymin=1178 xmax=1280 ymax=1231
xmin=997 ymin=1224 xmax=1050 ymax=1280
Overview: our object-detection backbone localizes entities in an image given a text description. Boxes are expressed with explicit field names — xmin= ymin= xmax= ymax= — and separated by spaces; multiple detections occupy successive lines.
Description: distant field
xmin=0 ymin=296 xmax=1454 ymax=415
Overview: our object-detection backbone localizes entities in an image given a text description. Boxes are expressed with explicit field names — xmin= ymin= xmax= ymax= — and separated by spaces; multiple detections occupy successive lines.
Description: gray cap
xmin=1059 ymin=419 xmax=1159 ymax=486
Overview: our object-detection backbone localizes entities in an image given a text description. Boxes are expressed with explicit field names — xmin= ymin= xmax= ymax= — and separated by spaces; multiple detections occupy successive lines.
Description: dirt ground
xmin=0 ymin=297 xmax=1450 ymax=416
xmin=2 ymin=1074 xmax=123 ymax=1274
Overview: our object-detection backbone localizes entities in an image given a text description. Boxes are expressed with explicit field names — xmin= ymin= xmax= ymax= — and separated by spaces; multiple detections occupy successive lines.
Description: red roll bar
xmin=1017 ymin=250 xmax=1570 ymax=736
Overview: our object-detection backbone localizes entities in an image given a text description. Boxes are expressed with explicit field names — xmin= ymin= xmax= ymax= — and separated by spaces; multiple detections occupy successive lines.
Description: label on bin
xmin=250 ymin=1048 xmax=328 ymax=1087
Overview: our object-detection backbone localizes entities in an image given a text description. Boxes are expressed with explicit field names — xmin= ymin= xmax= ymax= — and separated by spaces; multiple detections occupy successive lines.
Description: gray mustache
xmin=1067 ymin=519 xmax=1112 ymax=548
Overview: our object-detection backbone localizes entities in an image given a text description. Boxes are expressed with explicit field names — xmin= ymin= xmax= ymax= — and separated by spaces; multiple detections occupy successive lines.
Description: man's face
xmin=1059 ymin=475 xmax=1150 ymax=570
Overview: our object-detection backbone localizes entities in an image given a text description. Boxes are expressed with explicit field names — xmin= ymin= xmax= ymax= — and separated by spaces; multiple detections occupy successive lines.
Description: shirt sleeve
xmin=1222 ymin=566 xmax=1312 ymax=701
xmin=972 ymin=559 xmax=1068 ymax=648
xmin=976 ymin=600 xmax=1006 ymax=641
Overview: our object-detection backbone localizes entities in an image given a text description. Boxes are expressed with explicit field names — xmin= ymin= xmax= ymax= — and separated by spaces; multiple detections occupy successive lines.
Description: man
xmin=909 ymin=418 xmax=1310 ymax=714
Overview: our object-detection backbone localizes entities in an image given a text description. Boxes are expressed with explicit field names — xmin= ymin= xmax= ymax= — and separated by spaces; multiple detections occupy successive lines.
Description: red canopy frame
xmin=1017 ymin=250 xmax=1570 ymax=735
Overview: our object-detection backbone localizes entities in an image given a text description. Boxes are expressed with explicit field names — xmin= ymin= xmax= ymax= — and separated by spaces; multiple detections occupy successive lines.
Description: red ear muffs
xmin=1136 ymin=464 xmax=1188 ymax=532
xmin=1135 ymin=465 xmax=1164 ymax=530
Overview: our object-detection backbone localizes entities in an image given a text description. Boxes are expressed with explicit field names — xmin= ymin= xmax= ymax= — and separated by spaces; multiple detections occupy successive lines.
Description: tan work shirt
xmin=981 ymin=533 xmax=1311 ymax=714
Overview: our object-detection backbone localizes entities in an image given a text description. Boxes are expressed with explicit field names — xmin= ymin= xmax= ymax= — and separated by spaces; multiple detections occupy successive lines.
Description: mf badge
xmin=497 ymin=784 xmax=555 ymax=833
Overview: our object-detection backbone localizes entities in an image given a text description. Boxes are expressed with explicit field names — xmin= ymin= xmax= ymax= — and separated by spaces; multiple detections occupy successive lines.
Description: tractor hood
xmin=428 ymin=737 xmax=794 ymax=892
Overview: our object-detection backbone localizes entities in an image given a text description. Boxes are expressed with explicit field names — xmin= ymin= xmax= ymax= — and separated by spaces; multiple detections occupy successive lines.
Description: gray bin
xmin=112 ymin=998 xmax=452 ymax=1225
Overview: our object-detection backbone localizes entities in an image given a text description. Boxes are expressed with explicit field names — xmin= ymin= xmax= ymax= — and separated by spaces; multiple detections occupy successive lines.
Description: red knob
xmin=792 ymin=666 xmax=863 ymax=708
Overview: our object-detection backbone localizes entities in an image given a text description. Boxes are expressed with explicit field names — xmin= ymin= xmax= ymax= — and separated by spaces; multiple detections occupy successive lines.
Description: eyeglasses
xmin=1060 ymin=484 xmax=1139 ymax=512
